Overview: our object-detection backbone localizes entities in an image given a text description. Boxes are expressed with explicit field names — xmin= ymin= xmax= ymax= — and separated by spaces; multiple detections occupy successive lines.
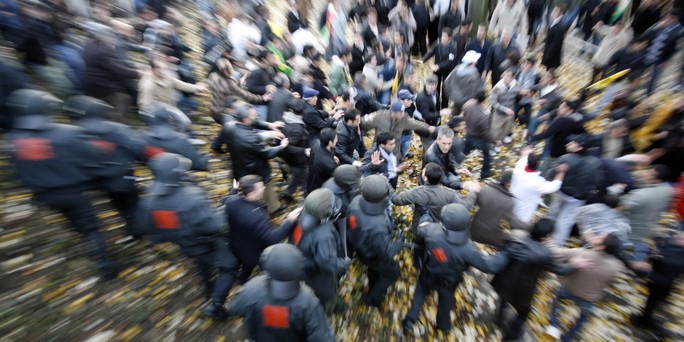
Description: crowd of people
xmin=2 ymin=0 xmax=684 ymax=340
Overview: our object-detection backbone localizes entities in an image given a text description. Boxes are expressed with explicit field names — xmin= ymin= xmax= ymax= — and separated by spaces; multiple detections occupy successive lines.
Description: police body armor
xmin=347 ymin=194 xmax=396 ymax=261
xmin=422 ymin=222 xmax=469 ymax=284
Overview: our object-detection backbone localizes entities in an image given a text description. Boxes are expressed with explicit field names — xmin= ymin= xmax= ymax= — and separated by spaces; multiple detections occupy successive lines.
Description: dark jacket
xmin=419 ymin=223 xmax=508 ymax=284
xmin=353 ymin=87 xmax=383 ymax=115
xmin=438 ymin=9 xmax=462 ymax=33
xmin=491 ymin=231 xmax=573 ymax=313
xmin=78 ymin=117 xmax=147 ymax=192
xmin=423 ymin=142 xmax=462 ymax=188
xmin=141 ymin=125 xmax=209 ymax=171
xmin=631 ymin=4 xmax=661 ymax=37
xmin=136 ymin=185 xmax=223 ymax=257
xmin=542 ymin=21 xmax=568 ymax=69
xmin=347 ymin=195 xmax=401 ymax=261
xmin=642 ymin=21 xmax=682 ymax=64
xmin=303 ymin=103 xmax=337 ymax=145
xmin=531 ymin=113 xmax=585 ymax=158
xmin=287 ymin=10 xmax=307 ymax=33
xmin=223 ymin=121 xmax=285 ymax=183
xmin=224 ymin=195 xmax=296 ymax=266
xmin=308 ymin=140 xmax=338 ymax=193
xmin=8 ymin=117 xmax=105 ymax=193
xmin=268 ymin=88 xmax=305 ymax=123
xmin=648 ymin=236 xmax=684 ymax=288
xmin=466 ymin=38 xmax=493 ymax=74
xmin=484 ymin=41 xmax=519 ymax=84
xmin=281 ymin=112 xmax=310 ymax=166
xmin=83 ymin=39 xmax=138 ymax=99
xmin=391 ymin=184 xmax=476 ymax=229
xmin=422 ymin=42 xmax=458 ymax=77
xmin=471 ymin=183 xmax=529 ymax=247
xmin=550 ymin=152 xmax=604 ymax=200
xmin=334 ymin=121 xmax=364 ymax=165
xmin=350 ymin=44 xmax=366 ymax=78
xmin=463 ymin=99 xmax=491 ymax=140
xmin=604 ymin=47 xmax=647 ymax=79
xmin=228 ymin=274 xmax=334 ymax=341
xmin=415 ymin=88 xmax=440 ymax=126
xmin=412 ymin=3 xmax=430 ymax=31
xmin=245 ymin=66 xmax=275 ymax=95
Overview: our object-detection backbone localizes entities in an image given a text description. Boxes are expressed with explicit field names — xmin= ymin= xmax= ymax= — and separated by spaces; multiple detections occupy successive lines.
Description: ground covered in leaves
xmin=1 ymin=0 xmax=683 ymax=341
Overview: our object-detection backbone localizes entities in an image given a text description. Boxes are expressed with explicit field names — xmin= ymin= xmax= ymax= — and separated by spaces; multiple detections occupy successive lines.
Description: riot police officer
xmin=6 ymin=89 xmax=116 ymax=279
xmin=346 ymin=175 xmax=402 ymax=308
xmin=140 ymin=103 xmax=209 ymax=170
xmin=65 ymin=95 xmax=147 ymax=234
xmin=321 ymin=165 xmax=361 ymax=256
xmin=135 ymin=153 xmax=238 ymax=318
xmin=292 ymin=188 xmax=350 ymax=313
xmin=402 ymin=203 xmax=508 ymax=333
xmin=228 ymin=243 xmax=335 ymax=341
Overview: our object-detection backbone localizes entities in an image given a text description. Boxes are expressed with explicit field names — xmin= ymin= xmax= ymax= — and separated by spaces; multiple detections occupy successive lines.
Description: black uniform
xmin=228 ymin=244 xmax=335 ymax=341
xmin=346 ymin=175 xmax=401 ymax=307
xmin=68 ymin=96 xmax=148 ymax=233
xmin=404 ymin=204 xmax=508 ymax=331
xmin=7 ymin=90 xmax=115 ymax=278
xmin=140 ymin=105 xmax=209 ymax=171
xmin=291 ymin=189 xmax=349 ymax=312
xmin=422 ymin=42 xmax=458 ymax=109
xmin=135 ymin=153 xmax=238 ymax=313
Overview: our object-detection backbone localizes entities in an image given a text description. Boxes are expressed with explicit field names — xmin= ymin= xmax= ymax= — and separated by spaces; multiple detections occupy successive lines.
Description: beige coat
xmin=138 ymin=72 xmax=201 ymax=113
xmin=549 ymin=245 xmax=624 ymax=302
xmin=591 ymin=25 xmax=634 ymax=68
xmin=489 ymin=0 xmax=528 ymax=37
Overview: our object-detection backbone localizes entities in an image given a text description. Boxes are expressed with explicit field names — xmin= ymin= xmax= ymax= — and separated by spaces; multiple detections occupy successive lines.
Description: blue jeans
xmin=527 ymin=108 xmax=549 ymax=139
xmin=549 ymin=286 xmax=594 ymax=342
xmin=401 ymin=133 xmax=412 ymax=158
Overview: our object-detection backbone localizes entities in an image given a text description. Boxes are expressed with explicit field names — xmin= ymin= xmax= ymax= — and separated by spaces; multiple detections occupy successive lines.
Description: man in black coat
xmin=484 ymin=29 xmax=520 ymax=86
xmin=223 ymin=175 xmax=302 ymax=284
xmin=245 ymin=49 xmax=278 ymax=120
xmin=287 ymin=0 xmax=308 ymax=33
xmin=423 ymin=126 xmax=467 ymax=189
xmin=492 ymin=219 xmax=589 ymax=340
xmin=281 ymin=110 xmax=310 ymax=202
xmin=352 ymin=73 xmax=384 ymax=115
xmin=542 ymin=6 xmax=568 ymax=70
xmin=438 ymin=0 xmax=462 ymax=34
xmin=334 ymin=108 xmax=364 ymax=166
xmin=421 ymin=28 xmax=458 ymax=109
xmin=308 ymin=128 xmax=340 ymax=193
xmin=268 ymin=74 xmax=305 ymax=123
xmin=303 ymin=87 xmax=344 ymax=146
xmin=642 ymin=10 xmax=683 ymax=94
xmin=411 ymin=0 xmax=430 ymax=56
xmin=83 ymin=24 xmax=139 ymax=119
xmin=222 ymin=102 xmax=289 ymax=214
xmin=415 ymin=75 xmax=441 ymax=127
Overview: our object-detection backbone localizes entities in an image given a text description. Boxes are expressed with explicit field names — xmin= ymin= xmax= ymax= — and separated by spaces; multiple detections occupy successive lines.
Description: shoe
xmin=203 ymin=302 xmax=228 ymax=320
xmin=362 ymin=294 xmax=382 ymax=308
xmin=503 ymin=136 xmax=513 ymax=144
xmin=544 ymin=325 xmax=561 ymax=340
xmin=188 ymin=138 xmax=206 ymax=146
xmin=402 ymin=319 xmax=414 ymax=335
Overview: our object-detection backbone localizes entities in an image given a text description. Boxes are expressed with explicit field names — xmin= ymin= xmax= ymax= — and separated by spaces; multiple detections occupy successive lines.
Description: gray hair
xmin=437 ymin=126 xmax=454 ymax=139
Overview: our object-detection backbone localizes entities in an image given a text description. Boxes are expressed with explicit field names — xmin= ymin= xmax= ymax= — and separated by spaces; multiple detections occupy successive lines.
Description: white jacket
xmin=510 ymin=156 xmax=562 ymax=222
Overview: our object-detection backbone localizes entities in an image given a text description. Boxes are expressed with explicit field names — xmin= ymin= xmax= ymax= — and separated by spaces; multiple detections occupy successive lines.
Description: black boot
xmin=203 ymin=302 xmax=228 ymax=320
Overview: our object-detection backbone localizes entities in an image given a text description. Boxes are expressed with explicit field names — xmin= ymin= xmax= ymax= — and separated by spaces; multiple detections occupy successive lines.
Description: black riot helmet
xmin=64 ymin=95 xmax=112 ymax=120
xmin=260 ymin=243 xmax=306 ymax=300
xmin=304 ymin=188 xmax=342 ymax=222
xmin=6 ymin=89 xmax=63 ymax=130
xmin=148 ymin=152 xmax=192 ymax=195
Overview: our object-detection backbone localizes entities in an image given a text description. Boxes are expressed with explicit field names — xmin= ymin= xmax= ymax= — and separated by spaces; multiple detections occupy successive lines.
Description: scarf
xmin=378 ymin=146 xmax=397 ymax=179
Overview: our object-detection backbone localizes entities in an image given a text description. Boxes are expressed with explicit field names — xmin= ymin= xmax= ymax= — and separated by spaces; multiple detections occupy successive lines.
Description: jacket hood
xmin=268 ymin=279 xmax=301 ymax=300
xmin=283 ymin=111 xmax=304 ymax=125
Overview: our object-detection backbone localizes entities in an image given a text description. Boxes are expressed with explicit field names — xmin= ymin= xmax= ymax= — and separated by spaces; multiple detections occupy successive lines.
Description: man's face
xmin=426 ymin=82 xmax=437 ymax=95
xmin=391 ymin=110 xmax=404 ymax=121
xmin=308 ymin=96 xmax=318 ymax=105
xmin=381 ymin=139 xmax=396 ymax=153
xmin=402 ymin=98 xmax=413 ymax=107
xmin=502 ymin=72 xmax=514 ymax=85
xmin=477 ymin=26 xmax=485 ymax=40
xmin=347 ymin=115 xmax=361 ymax=128
xmin=437 ymin=135 xmax=453 ymax=154
xmin=501 ymin=31 xmax=512 ymax=45
xmin=440 ymin=32 xmax=450 ymax=44
xmin=558 ymin=102 xmax=570 ymax=116
xmin=453 ymin=122 xmax=466 ymax=133
xmin=251 ymin=181 xmax=266 ymax=201
xmin=565 ymin=141 xmax=582 ymax=153
xmin=329 ymin=136 xmax=338 ymax=149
